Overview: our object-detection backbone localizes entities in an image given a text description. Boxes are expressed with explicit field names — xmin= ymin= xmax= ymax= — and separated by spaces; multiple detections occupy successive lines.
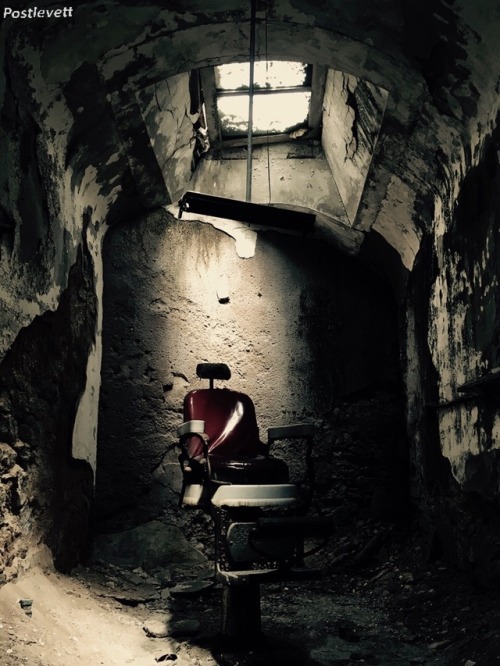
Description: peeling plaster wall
xmin=138 ymin=73 xmax=198 ymax=204
xmin=429 ymin=128 xmax=500 ymax=495
xmin=0 ymin=63 xmax=76 ymax=359
xmin=0 ymin=29 xmax=128 ymax=359
xmin=72 ymin=222 xmax=107 ymax=472
xmin=95 ymin=209 xmax=402 ymax=529
xmin=371 ymin=175 xmax=422 ymax=272
xmin=322 ymin=69 xmax=388 ymax=225
xmin=0 ymin=240 xmax=96 ymax=576
xmin=0 ymin=18 xmax=129 ymax=576
xmin=405 ymin=116 xmax=500 ymax=583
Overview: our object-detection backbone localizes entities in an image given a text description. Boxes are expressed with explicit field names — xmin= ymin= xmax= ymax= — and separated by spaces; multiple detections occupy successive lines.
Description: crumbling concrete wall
xmin=0 ymin=240 xmax=96 ymax=576
xmin=429 ymin=129 xmax=500 ymax=485
xmin=94 ymin=209 xmax=404 ymax=530
xmin=0 ymin=21 xmax=125 ymax=578
xmin=138 ymin=73 xmax=200 ymax=204
xmin=322 ymin=69 xmax=388 ymax=225
xmin=406 ymin=115 xmax=500 ymax=583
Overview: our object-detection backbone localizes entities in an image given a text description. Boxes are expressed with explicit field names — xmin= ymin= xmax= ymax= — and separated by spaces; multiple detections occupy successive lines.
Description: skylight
xmin=216 ymin=61 xmax=310 ymax=90
xmin=214 ymin=61 xmax=312 ymax=138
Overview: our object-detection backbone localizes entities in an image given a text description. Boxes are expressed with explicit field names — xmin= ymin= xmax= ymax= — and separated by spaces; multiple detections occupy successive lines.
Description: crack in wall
xmin=345 ymin=80 xmax=360 ymax=161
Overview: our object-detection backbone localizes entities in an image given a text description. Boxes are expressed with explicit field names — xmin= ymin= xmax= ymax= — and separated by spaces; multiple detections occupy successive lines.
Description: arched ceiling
xmin=3 ymin=0 xmax=500 ymax=281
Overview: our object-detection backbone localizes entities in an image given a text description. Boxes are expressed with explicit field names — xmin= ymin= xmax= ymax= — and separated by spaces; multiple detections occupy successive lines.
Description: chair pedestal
xmin=221 ymin=582 xmax=261 ymax=638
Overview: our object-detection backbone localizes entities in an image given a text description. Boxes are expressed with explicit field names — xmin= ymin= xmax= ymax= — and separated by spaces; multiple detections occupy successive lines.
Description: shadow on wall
xmin=94 ymin=208 xmax=405 ymax=532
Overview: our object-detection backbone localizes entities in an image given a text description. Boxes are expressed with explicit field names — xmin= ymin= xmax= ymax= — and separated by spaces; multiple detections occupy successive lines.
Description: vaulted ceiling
xmin=2 ymin=0 xmax=500 ymax=285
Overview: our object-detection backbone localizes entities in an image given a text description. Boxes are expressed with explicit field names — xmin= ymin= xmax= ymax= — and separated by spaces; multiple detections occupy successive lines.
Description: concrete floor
xmin=1 ymin=532 xmax=497 ymax=666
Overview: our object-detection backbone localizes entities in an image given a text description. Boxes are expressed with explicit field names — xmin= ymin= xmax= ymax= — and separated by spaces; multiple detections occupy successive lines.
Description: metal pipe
xmin=246 ymin=0 xmax=257 ymax=202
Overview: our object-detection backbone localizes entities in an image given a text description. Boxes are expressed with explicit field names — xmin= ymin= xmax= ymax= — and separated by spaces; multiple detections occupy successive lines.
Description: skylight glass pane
xmin=217 ymin=91 xmax=311 ymax=136
xmin=216 ymin=61 xmax=308 ymax=90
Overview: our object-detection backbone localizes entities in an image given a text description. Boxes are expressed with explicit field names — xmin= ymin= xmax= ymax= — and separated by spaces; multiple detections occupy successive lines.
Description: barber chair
xmin=177 ymin=363 xmax=332 ymax=638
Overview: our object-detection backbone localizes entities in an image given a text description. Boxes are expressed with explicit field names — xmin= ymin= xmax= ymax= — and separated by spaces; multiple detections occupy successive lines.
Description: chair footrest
xmin=211 ymin=484 xmax=299 ymax=508
xmin=254 ymin=516 xmax=334 ymax=538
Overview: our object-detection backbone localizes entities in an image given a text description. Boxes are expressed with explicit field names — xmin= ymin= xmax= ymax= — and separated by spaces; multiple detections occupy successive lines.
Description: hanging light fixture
xmin=178 ymin=0 xmax=315 ymax=233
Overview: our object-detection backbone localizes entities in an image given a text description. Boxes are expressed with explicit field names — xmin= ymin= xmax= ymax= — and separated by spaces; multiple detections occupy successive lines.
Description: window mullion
xmin=217 ymin=86 xmax=312 ymax=97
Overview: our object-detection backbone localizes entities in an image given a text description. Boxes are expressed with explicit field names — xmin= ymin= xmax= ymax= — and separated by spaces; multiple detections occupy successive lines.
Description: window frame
xmin=199 ymin=61 xmax=326 ymax=148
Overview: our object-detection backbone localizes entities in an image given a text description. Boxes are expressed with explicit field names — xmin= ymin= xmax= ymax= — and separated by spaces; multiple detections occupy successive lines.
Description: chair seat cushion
xmin=209 ymin=454 xmax=289 ymax=485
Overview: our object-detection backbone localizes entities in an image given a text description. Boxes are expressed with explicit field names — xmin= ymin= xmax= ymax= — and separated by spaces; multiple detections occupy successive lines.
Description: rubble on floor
xmin=1 ymin=518 xmax=499 ymax=665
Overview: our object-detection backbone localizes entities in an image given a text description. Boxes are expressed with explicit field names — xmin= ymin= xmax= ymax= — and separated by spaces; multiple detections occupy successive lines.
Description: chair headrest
xmin=196 ymin=363 xmax=231 ymax=381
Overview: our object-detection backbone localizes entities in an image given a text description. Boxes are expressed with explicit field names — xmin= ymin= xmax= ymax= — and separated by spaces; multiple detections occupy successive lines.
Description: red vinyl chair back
xmin=183 ymin=388 xmax=265 ymax=459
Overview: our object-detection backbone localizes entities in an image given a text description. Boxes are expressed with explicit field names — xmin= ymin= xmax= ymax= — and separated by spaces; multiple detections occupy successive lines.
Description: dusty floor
xmin=1 ymin=523 xmax=500 ymax=666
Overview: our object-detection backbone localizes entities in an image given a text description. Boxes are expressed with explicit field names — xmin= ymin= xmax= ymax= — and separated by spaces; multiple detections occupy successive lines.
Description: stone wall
xmin=94 ymin=208 xmax=405 ymax=532
xmin=0 ymin=238 xmax=96 ymax=577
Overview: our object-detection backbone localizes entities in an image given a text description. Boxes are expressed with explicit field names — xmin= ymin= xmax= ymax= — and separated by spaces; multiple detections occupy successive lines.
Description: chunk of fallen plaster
xmin=144 ymin=618 xmax=170 ymax=638
xmin=144 ymin=617 xmax=200 ymax=638
xmin=170 ymin=579 xmax=214 ymax=596
xmin=19 ymin=599 xmax=33 ymax=616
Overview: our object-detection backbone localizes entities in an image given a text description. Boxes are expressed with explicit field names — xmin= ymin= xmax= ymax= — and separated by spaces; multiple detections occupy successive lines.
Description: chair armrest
xmin=175 ymin=421 xmax=210 ymax=508
xmin=267 ymin=423 xmax=315 ymax=443
xmin=267 ymin=423 xmax=316 ymax=508
xmin=177 ymin=420 xmax=209 ymax=464
xmin=177 ymin=420 xmax=206 ymax=438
